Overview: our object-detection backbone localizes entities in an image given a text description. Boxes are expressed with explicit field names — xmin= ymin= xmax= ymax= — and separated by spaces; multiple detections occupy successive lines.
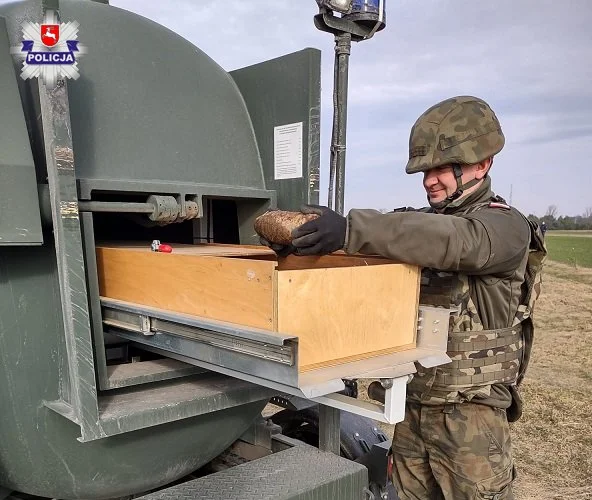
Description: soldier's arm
xmin=345 ymin=208 xmax=529 ymax=275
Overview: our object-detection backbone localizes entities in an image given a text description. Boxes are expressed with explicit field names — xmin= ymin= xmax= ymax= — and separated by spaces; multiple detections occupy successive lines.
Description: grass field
xmin=547 ymin=230 xmax=592 ymax=236
xmin=544 ymin=231 xmax=592 ymax=268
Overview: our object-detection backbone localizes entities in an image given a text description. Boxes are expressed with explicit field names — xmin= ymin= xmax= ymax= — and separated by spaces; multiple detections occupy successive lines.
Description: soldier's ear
xmin=475 ymin=157 xmax=492 ymax=179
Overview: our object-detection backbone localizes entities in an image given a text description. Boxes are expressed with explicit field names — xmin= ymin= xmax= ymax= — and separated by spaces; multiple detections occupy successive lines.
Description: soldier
xmin=281 ymin=96 xmax=546 ymax=499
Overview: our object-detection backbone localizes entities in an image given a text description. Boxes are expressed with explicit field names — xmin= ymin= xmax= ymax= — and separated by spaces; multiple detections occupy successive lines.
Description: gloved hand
xmin=259 ymin=237 xmax=296 ymax=258
xmin=291 ymin=205 xmax=347 ymax=256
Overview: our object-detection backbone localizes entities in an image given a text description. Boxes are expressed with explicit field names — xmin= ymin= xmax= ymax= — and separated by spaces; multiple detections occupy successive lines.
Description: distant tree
xmin=557 ymin=215 xmax=575 ymax=230
xmin=532 ymin=206 xmax=592 ymax=230
xmin=546 ymin=205 xmax=559 ymax=218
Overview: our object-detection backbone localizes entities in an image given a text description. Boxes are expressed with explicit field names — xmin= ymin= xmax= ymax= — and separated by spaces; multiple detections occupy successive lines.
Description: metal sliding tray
xmin=101 ymin=297 xmax=451 ymax=423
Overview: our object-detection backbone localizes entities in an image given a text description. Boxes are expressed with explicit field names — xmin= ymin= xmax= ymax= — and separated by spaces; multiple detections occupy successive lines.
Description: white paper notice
xmin=274 ymin=122 xmax=303 ymax=180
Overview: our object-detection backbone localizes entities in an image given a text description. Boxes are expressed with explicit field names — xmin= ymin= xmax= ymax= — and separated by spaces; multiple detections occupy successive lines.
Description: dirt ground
xmin=510 ymin=261 xmax=592 ymax=499
xmin=371 ymin=260 xmax=592 ymax=499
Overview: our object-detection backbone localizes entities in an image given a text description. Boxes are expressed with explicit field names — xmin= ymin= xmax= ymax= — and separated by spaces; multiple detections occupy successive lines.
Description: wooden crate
xmin=96 ymin=243 xmax=420 ymax=372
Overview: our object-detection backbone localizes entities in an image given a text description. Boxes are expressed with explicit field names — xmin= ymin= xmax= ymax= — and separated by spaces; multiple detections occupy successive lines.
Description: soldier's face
xmin=423 ymin=163 xmax=484 ymax=203
xmin=423 ymin=165 xmax=460 ymax=203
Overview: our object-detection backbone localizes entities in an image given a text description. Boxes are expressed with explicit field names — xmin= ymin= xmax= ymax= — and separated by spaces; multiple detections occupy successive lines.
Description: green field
xmin=547 ymin=230 xmax=592 ymax=237
xmin=545 ymin=232 xmax=592 ymax=268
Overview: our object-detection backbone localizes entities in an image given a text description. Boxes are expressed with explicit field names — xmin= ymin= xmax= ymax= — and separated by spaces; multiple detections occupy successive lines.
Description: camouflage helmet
xmin=406 ymin=96 xmax=504 ymax=174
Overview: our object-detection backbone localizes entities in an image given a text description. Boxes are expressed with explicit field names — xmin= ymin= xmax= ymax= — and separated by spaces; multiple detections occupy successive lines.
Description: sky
xmin=5 ymin=0 xmax=591 ymax=216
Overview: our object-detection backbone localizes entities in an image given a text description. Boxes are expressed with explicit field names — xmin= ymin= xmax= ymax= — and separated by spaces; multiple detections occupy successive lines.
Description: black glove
xmin=291 ymin=205 xmax=346 ymax=256
xmin=259 ymin=237 xmax=296 ymax=258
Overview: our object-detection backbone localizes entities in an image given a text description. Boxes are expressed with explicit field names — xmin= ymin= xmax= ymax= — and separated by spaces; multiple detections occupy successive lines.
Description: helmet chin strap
xmin=428 ymin=164 xmax=482 ymax=210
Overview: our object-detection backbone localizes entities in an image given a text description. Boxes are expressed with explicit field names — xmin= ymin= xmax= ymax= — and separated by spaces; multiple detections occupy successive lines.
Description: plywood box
xmin=96 ymin=243 xmax=421 ymax=372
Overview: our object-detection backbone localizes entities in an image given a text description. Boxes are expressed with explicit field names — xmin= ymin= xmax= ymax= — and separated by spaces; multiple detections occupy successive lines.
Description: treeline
xmin=528 ymin=205 xmax=592 ymax=230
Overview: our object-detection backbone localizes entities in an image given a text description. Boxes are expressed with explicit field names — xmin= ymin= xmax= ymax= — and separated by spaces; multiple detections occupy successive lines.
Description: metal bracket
xmin=314 ymin=12 xmax=375 ymax=41
xmin=416 ymin=305 xmax=451 ymax=367
xmin=240 ymin=417 xmax=282 ymax=450
xmin=313 ymin=376 xmax=408 ymax=424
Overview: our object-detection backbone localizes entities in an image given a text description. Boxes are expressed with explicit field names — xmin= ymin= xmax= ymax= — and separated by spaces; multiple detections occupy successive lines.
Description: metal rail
xmin=102 ymin=298 xmax=452 ymax=424
xmin=102 ymin=305 xmax=295 ymax=365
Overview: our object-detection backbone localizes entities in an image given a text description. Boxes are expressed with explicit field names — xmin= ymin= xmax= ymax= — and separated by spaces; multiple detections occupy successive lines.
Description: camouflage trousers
xmin=392 ymin=402 xmax=516 ymax=500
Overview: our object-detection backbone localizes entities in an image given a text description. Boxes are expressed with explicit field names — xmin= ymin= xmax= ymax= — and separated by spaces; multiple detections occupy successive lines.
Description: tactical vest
xmin=407 ymin=196 xmax=547 ymax=413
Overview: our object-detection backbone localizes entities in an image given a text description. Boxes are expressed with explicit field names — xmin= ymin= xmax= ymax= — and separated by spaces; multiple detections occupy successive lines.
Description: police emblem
xmin=10 ymin=10 xmax=87 ymax=88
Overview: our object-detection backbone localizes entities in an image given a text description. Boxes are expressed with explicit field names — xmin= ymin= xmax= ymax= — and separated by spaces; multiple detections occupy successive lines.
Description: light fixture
xmin=316 ymin=0 xmax=353 ymax=15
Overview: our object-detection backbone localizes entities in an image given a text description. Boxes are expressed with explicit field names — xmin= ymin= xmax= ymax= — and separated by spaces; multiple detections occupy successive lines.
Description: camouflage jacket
xmin=344 ymin=177 xmax=531 ymax=408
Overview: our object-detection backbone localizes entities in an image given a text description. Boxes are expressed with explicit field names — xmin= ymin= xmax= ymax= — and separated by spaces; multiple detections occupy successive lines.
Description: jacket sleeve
xmin=344 ymin=207 xmax=530 ymax=276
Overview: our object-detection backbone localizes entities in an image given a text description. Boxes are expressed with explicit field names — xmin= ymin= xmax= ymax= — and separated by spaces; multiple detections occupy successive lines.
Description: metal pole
xmin=77 ymin=201 xmax=155 ymax=214
xmin=328 ymin=32 xmax=351 ymax=215
xmin=327 ymin=37 xmax=338 ymax=210
xmin=319 ymin=404 xmax=341 ymax=455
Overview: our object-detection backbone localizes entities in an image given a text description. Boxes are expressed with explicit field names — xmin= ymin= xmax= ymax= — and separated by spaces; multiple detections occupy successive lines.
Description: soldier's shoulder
xmin=466 ymin=199 xmax=530 ymax=242
xmin=465 ymin=195 xmax=522 ymax=216
xmin=469 ymin=195 xmax=512 ymax=212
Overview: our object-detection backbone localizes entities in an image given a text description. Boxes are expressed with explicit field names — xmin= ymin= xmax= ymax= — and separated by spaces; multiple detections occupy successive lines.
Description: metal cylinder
xmin=77 ymin=201 xmax=155 ymax=214
xmin=367 ymin=381 xmax=386 ymax=404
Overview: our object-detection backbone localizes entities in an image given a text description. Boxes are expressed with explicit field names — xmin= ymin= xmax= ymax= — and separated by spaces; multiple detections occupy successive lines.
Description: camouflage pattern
xmin=408 ymin=276 xmax=523 ymax=405
xmin=406 ymin=195 xmax=547 ymax=407
xmin=433 ymin=326 xmax=522 ymax=388
xmin=511 ymin=218 xmax=547 ymax=385
xmin=392 ymin=402 xmax=516 ymax=499
xmin=406 ymin=198 xmax=522 ymax=406
xmin=406 ymin=96 xmax=505 ymax=174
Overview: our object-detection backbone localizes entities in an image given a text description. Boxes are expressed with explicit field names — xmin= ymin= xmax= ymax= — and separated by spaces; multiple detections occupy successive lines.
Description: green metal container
xmin=0 ymin=1 xmax=324 ymax=497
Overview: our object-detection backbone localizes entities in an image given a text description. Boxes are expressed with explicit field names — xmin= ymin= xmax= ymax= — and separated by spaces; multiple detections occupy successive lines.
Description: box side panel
xmin=96 ymin=247 xmax=276 ymax=330
xmin=277 ymin=264 xmax=420 ymax=371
